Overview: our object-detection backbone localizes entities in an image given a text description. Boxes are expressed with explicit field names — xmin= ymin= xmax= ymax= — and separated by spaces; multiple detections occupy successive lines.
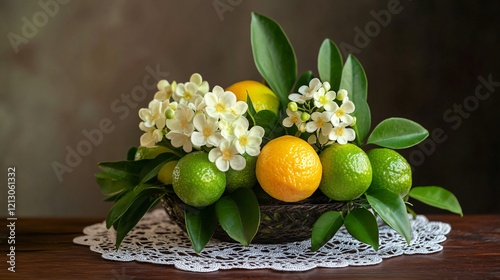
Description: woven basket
xmin=161 ymin=192 xmax=349 ymax=244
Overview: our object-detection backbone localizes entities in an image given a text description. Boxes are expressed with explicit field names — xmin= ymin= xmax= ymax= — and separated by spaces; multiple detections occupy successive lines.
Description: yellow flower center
xmin=222 ymin=149 xmax=232 ymax=161
xmin=216 ymin=103 xmax=226 ymax=112
xmin=239 ymin=135 xmax=248 ymax=146
xmin=319 ymin=95 xmax=328 ymax=105
xmin=336 ymin=108 xmax=344 ymax=117
xmin=336 ymin=126 xmax=344 ymax=136
xmin=203 ymin=127 xmax=212 ymax=137
xmin=291 ymin=116 xmax=299 ymax=123
xmin=316 ymin=119 xmax=325 ymax=128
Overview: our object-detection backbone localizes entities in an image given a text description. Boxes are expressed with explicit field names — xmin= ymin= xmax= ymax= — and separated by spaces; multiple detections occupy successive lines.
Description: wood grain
xmin=1 ymin=215 xmax=498 ymax=279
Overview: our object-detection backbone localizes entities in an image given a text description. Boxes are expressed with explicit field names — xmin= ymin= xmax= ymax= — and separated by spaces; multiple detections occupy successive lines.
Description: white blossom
xmin=138 ymin=99 xmax=168 ymax=129
xmin=166 ymin=104 xmax=194 ymax=135
xmin=154 ymin=80 xmax=176 ymax=101
xmin=331 ymin=97 xmax=355 ymax=125
xmin=329 ymin=122 xmax=356 ymax=144
xmin=138 ymin=122 xmax=164 ymax=148
xmin=204 ymin=86 xmax=238 ymax=120
xmin=189 ymin=73 xmax=209 ymax=94
xmin=289 ymin=78 xmax=322 ymax=104
xmin=306 ymin=111 xmax=333 ymax=136
xmin=208 ymin=140 xmax=246 ymax=171
xmin=313 ymin=87 xmax=337 ymax=111
xmin=282 ymin=109 xmax=303 ymax=128
xmin=175 ymin=82 xmax=202 ymax=105
xmin=166 ymin=132 xmax=193 ymax=152
xmin=234 ymin=122 xmax=265 ymax=156
xmin=191 ymin=114 xmax=221 ymax=147
xmin=219 ymin=117 xmax=249 ymax=140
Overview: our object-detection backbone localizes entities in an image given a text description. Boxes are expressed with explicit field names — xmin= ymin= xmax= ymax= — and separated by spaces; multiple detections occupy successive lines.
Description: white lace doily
xmin=73 ymin=209 xmax=451 ymax=272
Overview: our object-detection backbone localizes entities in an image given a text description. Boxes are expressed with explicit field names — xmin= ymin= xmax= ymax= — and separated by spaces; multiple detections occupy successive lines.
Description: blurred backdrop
xmin=1 ymin=0 xmax=499 ymax=216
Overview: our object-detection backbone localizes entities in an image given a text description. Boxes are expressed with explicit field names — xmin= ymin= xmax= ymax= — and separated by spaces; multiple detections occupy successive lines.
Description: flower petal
xmin=230 ymin=155 xmax=246 ymax=171
xmin=215 ymin=157 xmax=230 ymax=172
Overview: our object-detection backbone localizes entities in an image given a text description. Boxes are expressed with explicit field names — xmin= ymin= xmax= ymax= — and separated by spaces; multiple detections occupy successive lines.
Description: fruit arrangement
xmin=96 ymin=13 xmax=462 ymax=253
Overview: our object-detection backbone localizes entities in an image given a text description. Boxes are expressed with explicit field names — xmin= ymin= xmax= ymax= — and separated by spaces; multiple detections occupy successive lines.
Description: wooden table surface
xmin=1 ymin=214 xmax=499 ymax=279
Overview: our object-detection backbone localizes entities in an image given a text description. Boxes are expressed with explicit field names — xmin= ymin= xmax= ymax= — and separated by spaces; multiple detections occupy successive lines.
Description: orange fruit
xmin=256 ymin=135 xmax=322 ymax=202
xmin=226 ymin=80 xmax=280 ymax=114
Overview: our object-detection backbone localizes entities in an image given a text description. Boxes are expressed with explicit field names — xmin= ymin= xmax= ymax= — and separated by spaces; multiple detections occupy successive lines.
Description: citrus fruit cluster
xmin=155 ymin=79 xmax=413 ymax=207
xmin=254 ymin=136 xmax=411 ymax=203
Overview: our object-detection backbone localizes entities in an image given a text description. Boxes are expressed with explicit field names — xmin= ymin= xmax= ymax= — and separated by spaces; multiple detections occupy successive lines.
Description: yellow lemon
xmin=226 ymin=80 xmax=280 ymax=114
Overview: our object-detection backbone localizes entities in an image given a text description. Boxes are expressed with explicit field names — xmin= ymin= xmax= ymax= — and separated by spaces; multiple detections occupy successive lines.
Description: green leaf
xmin=409 ymin=186 xmax=463 ymax=216
xmin=254 ymin=109 xmax=285 ymax=140
xmin=95 ymin=172 xmax=134 ymax=195
xmin=215 ymin=188 xmax=260 ymax=246
xmin=185 ymin=205 xmax=217 ymax=253
xmin=351 ymin=101 xmax=371 ymax=146
xmin=114 ymin=193 xmax=164 ymax=249
xmin=339 ymin=54 xmax=371 ymax=144
xmin=98 ymin=160 xmax=147 ymax=183
xmin=127 ymin=146 xmax=138 ymax=161
xmin=106 ymin=184 xmax=165 ymax=228
xmin=318 ymin=39 xmax=343 ymax=90
xmin=139 ymin=153 xmax=179 ymax=184
xmin=247 ymin=93 xmax=257 ymax=117
xmin=294 ymin=71 xmax=314 ymax=93
xmin=311 ymin=211 xmax=344 ymax=251
xmin=367 ymin=117 xmax=429 ymax=149
xmin=344 ymin=208 xmax=379 ymax=250
xmin=366 ymin=189 xmax=412 ymax=244
xmin=251 ymin=12 xmax=297 ymax=108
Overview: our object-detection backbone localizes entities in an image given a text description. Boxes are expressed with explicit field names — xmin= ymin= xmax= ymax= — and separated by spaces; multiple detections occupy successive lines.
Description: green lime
xmin=172 ymin=151 xmax=226 ymax=207
xmin=319 ymin=143 xmax=372 ymax=201
xmin=157 ymin=160 xmax=178 ymax=185
xmin=225 ymin=154 xmax=258 ymax=193
xmin=135 ymin=146 xmax=174 ymax=160
xmin=367 ymin=148 xmax=412 ymax=197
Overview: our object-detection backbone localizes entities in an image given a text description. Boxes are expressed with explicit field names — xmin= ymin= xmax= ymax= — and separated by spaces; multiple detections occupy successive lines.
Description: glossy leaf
xmin=106 ymin=184 xmax=165 ymax=229
xmin=367 ymin=117 xmax=429 ymax=149
xmin=185 ymin=205 xmax=217 ymax=253
xmin=366 ymin=189 xmax=412 ymax=244
xmin=251 ymin=12 xmax=297 ymax=108
xmin=318 ymin=39 xmax=343 ymax=90
xmin=127 ymin=146 xmax=138 ymax=161
xmin=139 ymin=153 xmax=179 ymax=184
xmin=344 ymin=208 xmax=379 ymax=250
xmin=98 ymin=160 xmax=147 ymax=183
xmin=294 ymin=70 xmax=314 ymax=93
xmin=254 ymin=109 xmax=284 ymax=140
xmin=114 ymin=192 xmax=164 ymax=249
xmin=339 ymin=55 xmax=371 ymax=144
xmin=246 ymin=93 xmax=257 ymax=117
xmin=215 ymin=188 xmax=260 ymax=246
xmin=95 ymin=172 xmax=133 ymax=195
xmin=409 ymin=186 xmax=463 ymax=216
xmin=311 ymin=211 xmax=344 ymax=251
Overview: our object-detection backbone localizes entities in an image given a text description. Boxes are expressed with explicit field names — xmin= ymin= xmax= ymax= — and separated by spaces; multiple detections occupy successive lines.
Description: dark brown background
xmin=1 ymin=0 xmax=499 ymax=216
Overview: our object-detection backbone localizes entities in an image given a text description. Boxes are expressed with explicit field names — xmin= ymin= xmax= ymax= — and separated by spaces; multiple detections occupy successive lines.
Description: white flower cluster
xmin=138 ymin=73 xmax=265 ymax=172
xmin=283 ymin=78 xmax=356 ymax=146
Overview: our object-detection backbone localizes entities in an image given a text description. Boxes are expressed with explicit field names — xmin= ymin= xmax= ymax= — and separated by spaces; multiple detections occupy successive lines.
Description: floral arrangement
xmin=96 ymin=13 xmax=462 ymax=253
